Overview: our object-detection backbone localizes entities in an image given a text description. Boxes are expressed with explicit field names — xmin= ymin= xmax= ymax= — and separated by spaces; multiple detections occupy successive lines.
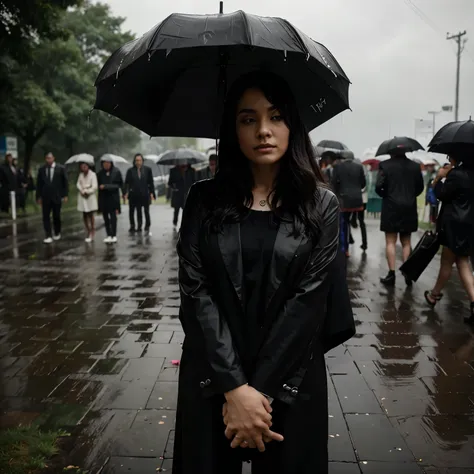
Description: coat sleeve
xmin=61 ymin=167 xmax=69 ymax=198
xmin=177 ymin=184 xmax=247 ymax=394
xmin=360 ymin=165 xmax=367 ymax=190
xmin=76 ymin=175 xmax=82 ymax=193
xmin=434 ymin=170 xmax=458 ymax=202
xmin=148 ymin=168 xmax=156 ymax=198
xmin=415 ymin=166 xmax=424 ymax=196
xmin=375 ymin=166 xmax=385 ymax=197
xmin=251 ymin=192 xmax=340 ymax=398
xmin=90 ymin=172 xmax=98 ymax=194
xmin=123 ymin=169 xmax=131 ymax=194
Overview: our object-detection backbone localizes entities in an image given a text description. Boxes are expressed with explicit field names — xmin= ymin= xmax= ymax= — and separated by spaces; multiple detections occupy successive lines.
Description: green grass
xmin=0 ymin=425 xmax=67 ymax=474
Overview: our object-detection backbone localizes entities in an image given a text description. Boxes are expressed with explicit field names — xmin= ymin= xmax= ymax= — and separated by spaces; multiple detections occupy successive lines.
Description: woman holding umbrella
xmin=76 ymin=160 xmax=98 ymax=242
xmin=97 ymin=156 xmax=123 ymax=243
xmin=175 ymin=71 xmax=345 ymax=473
xmin=424 ymin=119 xmax=474 ymax=323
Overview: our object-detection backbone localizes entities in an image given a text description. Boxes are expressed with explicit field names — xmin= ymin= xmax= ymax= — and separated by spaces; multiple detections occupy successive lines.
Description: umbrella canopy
xmin=428 ymin=119 xmax=474 ymax=155
xmin=317 ymin=140 xmax=348 ymax=151
xmin=157 ymin=148 xmax=207 ymax=166
xmin=376 ymin=137 xmax=424 ymax=157
xmin=99 ymin=153 xmax=130 ymax=164
xmin=65 ymin=153 xmax=94 ymax=165
xmin=143 ymin=154 xmax=161 ymax=163
xmin=94 ymin=10 xmax=350 ymax=138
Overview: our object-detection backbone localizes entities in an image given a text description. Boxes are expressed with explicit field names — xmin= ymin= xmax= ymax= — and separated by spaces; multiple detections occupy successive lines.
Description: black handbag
xmin=400 ymin=230 xmax=440 ymax=282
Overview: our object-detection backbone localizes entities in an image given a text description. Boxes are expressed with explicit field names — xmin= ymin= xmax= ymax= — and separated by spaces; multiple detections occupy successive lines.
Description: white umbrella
xmin=143 ymin=154 xmax=161 ymax=163
xmin=65 ymin=153 xmax=94 ymax=165
xmin=99 ymin=153 xmax=130 ymax=164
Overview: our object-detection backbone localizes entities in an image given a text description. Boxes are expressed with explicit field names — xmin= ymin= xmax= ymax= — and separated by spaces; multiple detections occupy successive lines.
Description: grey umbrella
xmin=157 ymin=148 xmax=207 ymax=166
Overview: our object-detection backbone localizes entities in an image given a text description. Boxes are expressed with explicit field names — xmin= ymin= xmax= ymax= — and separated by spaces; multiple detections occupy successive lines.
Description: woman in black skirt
xmin=173 ymin=71 xmax=354 ymax=474
xmin=425 ymin=154 xmax=474 ymax=323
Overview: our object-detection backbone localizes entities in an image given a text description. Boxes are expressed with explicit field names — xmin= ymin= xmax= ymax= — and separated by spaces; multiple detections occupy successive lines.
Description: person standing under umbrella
xmin=331 ymin=153 xmax=366 ymax=255
xmin=197 ymin=154 xmax=218 ymax=181
xmin=376 ymin=149 xmax=424 ymax=286
xmin=76 ymin=161 xmax=98 ymax=242
xmin=97 ymin=156 xmax=123 ymax=243
xmin=124 ymin=153 xmax=155 ymax=235
xmin=175 ymin=72 xmax=353 ymax=474
xmin=424 ymin=154 xmax=474 ymax=323
xmin=168 ymin=163 xmax=196 ymax=227
xmin=36 ymin=152 xmax=69 ymax=244
xmin=0 ymin=153 xmax=17 ymax=214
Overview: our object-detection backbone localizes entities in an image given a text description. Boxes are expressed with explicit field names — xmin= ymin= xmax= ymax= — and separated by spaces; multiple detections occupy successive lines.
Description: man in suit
xmin=124 ymin=153 xmax=155 ymax=235
xmin=36 ymin=152 xmax=69 ymax=243
xmin=168 ymin=164 xmax=196 ymax=227
xmin=331 ymin=154 xmax=366 ymax=256
xmin=197 ymin=154 xmax=218 ymax=181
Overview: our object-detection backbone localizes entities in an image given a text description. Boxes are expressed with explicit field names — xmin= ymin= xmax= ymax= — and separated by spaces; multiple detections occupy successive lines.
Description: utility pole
xmin=428 ymin=110 xmax=441 ymax=138
xmin=446 ymin=31 xmax=467 ymax=121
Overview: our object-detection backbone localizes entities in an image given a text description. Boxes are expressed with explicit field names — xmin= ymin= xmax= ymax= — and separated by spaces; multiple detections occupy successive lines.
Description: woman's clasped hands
xmin=223 ymin=384 xmax=284 ymax=452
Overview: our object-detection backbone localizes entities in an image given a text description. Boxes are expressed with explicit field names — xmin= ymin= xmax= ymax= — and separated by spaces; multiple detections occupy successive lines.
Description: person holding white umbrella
xmin=76 ymin=160 xmax=98 ymax=242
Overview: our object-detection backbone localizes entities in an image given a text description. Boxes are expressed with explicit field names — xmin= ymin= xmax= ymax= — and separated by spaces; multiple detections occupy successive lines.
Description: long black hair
xmin=207 ymin=71 xmax=326 ymax=242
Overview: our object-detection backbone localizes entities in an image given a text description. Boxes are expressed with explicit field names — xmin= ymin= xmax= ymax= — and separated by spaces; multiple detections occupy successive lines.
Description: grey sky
xmin=104 ymin=0 xmax=474 ymax=156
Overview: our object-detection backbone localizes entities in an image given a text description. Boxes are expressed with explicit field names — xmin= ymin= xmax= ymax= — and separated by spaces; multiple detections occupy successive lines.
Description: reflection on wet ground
xmin=1 ymin=209 xmax=474 ymax=473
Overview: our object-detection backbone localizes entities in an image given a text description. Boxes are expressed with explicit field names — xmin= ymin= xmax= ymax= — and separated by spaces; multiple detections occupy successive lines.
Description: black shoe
xmin=404 ymin=274 xmax=413 ymax=287
xmin=137 ymin=227 xmax=142 ymax=232
xmin=361 ymin=244 xmax=367 ymax=251
xmin=349 ymin=235 xmax=355 ymax=245
xmin=380 ymin=271 xmax=396 ymax=286
xmin=128 ymin=228 xmax=136 ymax=233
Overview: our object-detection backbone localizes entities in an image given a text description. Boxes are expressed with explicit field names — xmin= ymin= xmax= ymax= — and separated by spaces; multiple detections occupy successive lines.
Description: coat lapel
xmin=217 ymin=222 xmax=244 ymax=306
xmin=265 ymin=215 xmax=304 ymax=310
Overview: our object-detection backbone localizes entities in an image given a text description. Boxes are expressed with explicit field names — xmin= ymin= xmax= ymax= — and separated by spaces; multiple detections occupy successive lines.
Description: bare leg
xmin=432 ymin=247 xmax=456 ymax=295
xmin=400 ymin=233 xmax=412 ymax=263
xmin=385 ymin=233 xmax=397 ymax=271
xmin=89 ymin=214 xmax=95 ymax=239
xmin=456 ymin=256 xmax=474 ymax=302
xmin=83 ymin=212 xmax=90 ymax=235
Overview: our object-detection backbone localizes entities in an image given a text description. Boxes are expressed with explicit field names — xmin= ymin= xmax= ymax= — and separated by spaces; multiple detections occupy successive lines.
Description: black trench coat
xmin=173 ymin=180 xmax=354 ymax=474
xmin=97 ymin=166 xmax=123 ymax=214
xmin=375 ymin=157 xmax=424 ymax=233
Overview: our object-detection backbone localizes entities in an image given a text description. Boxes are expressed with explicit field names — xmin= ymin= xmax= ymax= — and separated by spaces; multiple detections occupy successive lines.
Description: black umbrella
xmin=375 ymin=137 xmax=424 ymax=157
xmin=94 ymin=8 xmax=350 ymax=138
xmin=317 ymin=140 xmax=348 ymax=151
xmin=428 ymin=119 xmax=474 ymax=155
xmin=157 ymin=148 xmax=207 ymax=166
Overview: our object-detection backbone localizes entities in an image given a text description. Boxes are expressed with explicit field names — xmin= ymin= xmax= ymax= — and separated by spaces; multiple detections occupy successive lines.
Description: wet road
xmin=1 ymin=206 xmax=473 ymax=473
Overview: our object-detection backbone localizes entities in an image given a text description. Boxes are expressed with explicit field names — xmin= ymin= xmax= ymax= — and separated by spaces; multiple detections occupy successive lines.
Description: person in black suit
xmin=168 ymin=164 xmax=196 ymax=227
xmin=197 ymin=154 xmax=218 ymax=181
xmin=124 ymin=153 xmax=155 ymax=235
xmin=376 ymin=151 xmax=424 ymax=286
xmin=36 ymin=152 xmax=69 ymax=243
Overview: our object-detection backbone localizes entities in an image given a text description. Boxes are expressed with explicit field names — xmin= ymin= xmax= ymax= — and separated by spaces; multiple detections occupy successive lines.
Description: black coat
xmin=97 ymin=166 xmax=123 ymax=214
xmin=36 ymin=164 xmax=69 ymax=203
xmin=435 ymin=166 xmax=474 ymax=256
xmin=375 ymin=157 xmax=424 ymax=233
xmin=124 ymin=165 xmax=155 ymax=205
xmin=0 ymin=164 xmax=18 ymax=212
xmin=168 ymin=166 xmax=196 ymax=209
xmin=331 ymin=159 xmax=366 ymax=210
xmin=173 ymin=180 xmax=354 ymax=474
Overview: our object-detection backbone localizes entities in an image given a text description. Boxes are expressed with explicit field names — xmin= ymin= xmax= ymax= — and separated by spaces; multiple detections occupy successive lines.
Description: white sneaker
xmin=53 ymin=234 xmax=61 ymax=241
xmin=111 ymin=236 xmax=118 ymax=243
xmin=85 ymin=237 xmax=92 ymax=243
xmin=43 ymin=237 xmax=53 ymax=244
xmin=104 ymin=236 xmax=112 ymax=243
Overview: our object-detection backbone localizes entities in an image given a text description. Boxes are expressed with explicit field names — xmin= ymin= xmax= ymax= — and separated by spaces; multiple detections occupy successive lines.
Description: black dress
xmin=435 ymin=166 xmax=474 ymax=256
xmin=240 ymin=210 xmax=279 ymax=373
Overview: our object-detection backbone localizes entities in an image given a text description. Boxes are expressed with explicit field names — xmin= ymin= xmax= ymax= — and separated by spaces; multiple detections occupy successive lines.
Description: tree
xmin=2 ymin=1 xmax=141 ymax=170
xmin=0 ymin=0 xmax=80 ymax=126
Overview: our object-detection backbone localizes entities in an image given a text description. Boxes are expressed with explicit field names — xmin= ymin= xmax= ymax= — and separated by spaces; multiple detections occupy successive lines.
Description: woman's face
xmin=80 ymin=163 xmax=89 ymax=173
xmin=236 ymin=87 xmax=289 ymax=166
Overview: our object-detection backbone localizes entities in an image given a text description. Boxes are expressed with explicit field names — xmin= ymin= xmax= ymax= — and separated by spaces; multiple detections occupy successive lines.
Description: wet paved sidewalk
xmin=1 ymin=206 xmax=473 ymax=474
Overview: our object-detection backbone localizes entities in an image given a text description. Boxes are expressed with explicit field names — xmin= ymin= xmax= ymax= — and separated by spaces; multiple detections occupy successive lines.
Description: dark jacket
xmin=97 ymin=165 xmax=123 ymax=214
xmin=36 ymin=163 xmax=69 ymax=203
xmin=375 ymin=156 xmax=424 ymax=233
xmin=174 ymin=181 xmax=354 ymax=474
xmin=178 ymin=180 xmax=351 ymax=402
xmin=331 ymin=159 xmax=366 ymax=210
xmin=168 ymin=166 xmax=196 ymax=209
xmin=0 ymin=164 xmax=18 ymax=212
xmin=196 ymin=166 xmax=214 ymax=181
xmin=124 ymin=165 xmax=155 ymax=205
xmin=435 ymin=166 xmax=474 ymax=256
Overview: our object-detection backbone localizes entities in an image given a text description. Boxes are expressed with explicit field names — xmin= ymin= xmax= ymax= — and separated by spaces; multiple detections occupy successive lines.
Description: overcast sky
xmin=104 ymin=0 xmax=474 ymax=156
